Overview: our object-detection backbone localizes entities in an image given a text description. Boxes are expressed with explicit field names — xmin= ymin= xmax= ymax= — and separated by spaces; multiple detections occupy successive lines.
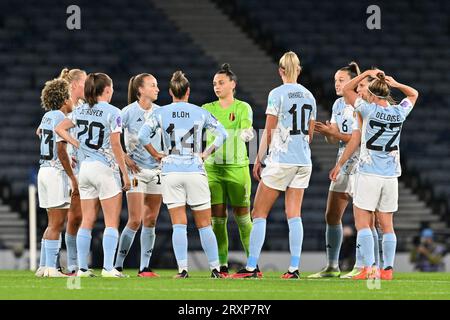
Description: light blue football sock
xmin=198 ymin=225 xmax=220 ymax=270
xmin=357 ymin=228 xmax=375 ymax=267
xmin=288 ymin=217 xmax=303 ymax=271
xmin=55 ymin=233 xmax=62 ymax=269
xmin=355 ymin=241 xmax=364 ymax=268
xmin=247 ymin=218 xmax=266 ymax=270
xmin=114 ymin=226 xmax=137 ymax=269
xmin=44 ymin=239 xmax=60 ymax=268
xmin=39 ymin=238 xmax=46 ymax=267
xmin=76 ymin=228 xmax=92 ymax=271
xmin=382 ymin=233 xmax=397 ymax=269
xmin=140 ymin=227 xmax=156 ymax=271
xmin=371 ymin=228 xmax=380 ymax=268
xmin=326 ymin=224 xmax=343 ymax=268
xmin=65 ymin=233 xmax=78 ymax=272
xmin=103 ymin=227 xmax=119 ymax=271
xmin=172 ymin=224 xmax=188 ymax=272
xmin=378 ymin=227 xmax=384 ymax=268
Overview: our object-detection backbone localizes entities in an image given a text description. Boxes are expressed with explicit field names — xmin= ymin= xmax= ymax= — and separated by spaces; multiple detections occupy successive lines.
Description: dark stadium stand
xmin=0 ymin=0 xmax=235 ymax=267
xmin=214 ymin=0 xmax=450 ymax=247
xmin=0 ymin=0 xmax=448 ymax=268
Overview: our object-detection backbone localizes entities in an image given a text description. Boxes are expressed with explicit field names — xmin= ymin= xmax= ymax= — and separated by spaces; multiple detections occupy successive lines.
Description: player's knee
xmin=195 ymin=220 xmax=211 ymax=229
xmin=325 ymin=210 xmax=341 ymax=224
xmin=69 ymin=214 xmax=82 ymax=227
xmin=144 ymin=217 xmax=157 ymax=228
xmin=285 ymin=211 xmax=301 ymax=219
xmin=378 ymin=220 xmax=393 ymax=233
xmin=127 ymin=219 xmax=141 ymax=231
xmin=47 ymin=224 xmax=64 ymax=235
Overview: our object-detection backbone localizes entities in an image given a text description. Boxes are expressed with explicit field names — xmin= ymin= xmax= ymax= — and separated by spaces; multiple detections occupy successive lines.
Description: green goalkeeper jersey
xmin=202 ymin=99 xmax=253 ymax=167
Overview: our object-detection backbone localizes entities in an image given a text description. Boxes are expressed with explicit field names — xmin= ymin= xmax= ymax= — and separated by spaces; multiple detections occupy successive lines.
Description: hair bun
xmin=172 ymin=70 xmax=184 ymax=81
xmin=221 ymin=63 xmax=231 ymax=72
xmin=59 ymin=68 xmax=69 ymax=79
xmin=377 ymin=72 xmax=386 ymax=82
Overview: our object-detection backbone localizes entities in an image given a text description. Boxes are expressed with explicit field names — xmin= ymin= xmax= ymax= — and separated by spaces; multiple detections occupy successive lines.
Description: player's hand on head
xmin=367 ymin=69 xmax=383 ymax=78
xmin=384 ymin=76 xmax=399 ymax=88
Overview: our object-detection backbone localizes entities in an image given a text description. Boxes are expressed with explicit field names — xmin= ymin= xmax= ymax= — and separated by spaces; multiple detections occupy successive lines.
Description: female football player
xmin=138 ymin=71 xmax=228 ymax=278
xmin=308 ymin=62 xmax=361 ymax=278
xmin=37 ymin=78 xmax=74 ymax=277
xmin=56 ymin=73 xmax=131 ymax=277
xmin=202 ymin=63 xmax=254 ymax=276
xmin=57 ymin=68 xmax=86 ymax=275
xmin=231 ymin=51 xmax=316 ymax=279
xmin=114 ymin=73 xmax=163 ymax=277
xmin=330 ymin=70 xmax=419 ymax=280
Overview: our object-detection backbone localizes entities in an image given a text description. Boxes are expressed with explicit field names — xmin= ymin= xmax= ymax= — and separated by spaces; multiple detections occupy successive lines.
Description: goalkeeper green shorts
xmin=205 ymin=164 xmax=251 ymax=207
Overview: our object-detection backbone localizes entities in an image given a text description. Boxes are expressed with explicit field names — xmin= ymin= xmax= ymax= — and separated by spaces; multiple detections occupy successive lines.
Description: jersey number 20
xmin=77 ymin=120 xmax=105 ymax=150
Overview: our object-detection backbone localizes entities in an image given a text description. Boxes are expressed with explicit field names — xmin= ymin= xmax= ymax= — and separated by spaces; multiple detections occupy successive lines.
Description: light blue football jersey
xmin=39 ymin=110 xmax=66 ymax=170
xmin=355 ymin=97 xmax=414 ymax=177
xmin=265 ymin=83 xmax=317 ymax=166
xmin=138 ymin=102 xmax=228 ymax=175
xmin=69 ymin=101 xmax=122 ymax=171
xmin=122 ymin=101 xmax=162 ymax=170
xmin=62 ymin=104 xmax=85 ymax=175
xmin=330 ymin=97 xmax=360 ymax=175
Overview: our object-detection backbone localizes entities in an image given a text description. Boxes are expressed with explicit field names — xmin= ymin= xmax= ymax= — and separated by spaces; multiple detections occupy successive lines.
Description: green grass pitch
xmin=0 ymin=270 xmax=449 ymax=300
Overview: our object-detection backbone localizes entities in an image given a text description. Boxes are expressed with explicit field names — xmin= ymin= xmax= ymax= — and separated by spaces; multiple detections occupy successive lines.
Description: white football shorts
xmin=161 ymin=173 xmax=211 ymax=210
xmin=261 ymin=164 xmax=312 ymax=191
xmin=38 ymin=167 xmax=71 ymax=209
xmin=353 ymin=172 xmax=398 ymax=212
xmin=78 ymin=161 xmax=122 ymax=200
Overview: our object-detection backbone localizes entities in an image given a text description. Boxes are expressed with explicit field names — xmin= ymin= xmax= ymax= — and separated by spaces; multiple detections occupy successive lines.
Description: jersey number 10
xmin=288 ymin=104 xmax=313 ymax=135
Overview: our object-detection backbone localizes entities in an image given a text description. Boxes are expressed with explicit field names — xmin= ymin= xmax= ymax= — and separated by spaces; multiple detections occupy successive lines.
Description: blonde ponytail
xmin=279 ymin=51 xmax=301 ymax=82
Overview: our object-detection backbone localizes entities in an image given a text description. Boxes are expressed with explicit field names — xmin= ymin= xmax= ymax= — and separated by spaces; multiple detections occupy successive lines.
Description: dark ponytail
xmin=340 ymin=61 xmax=361 ymax=78
xmin=84 ymin=73 xmax=112 ymax=107
xmin=127 ymin=73 xmax=152 ymax=104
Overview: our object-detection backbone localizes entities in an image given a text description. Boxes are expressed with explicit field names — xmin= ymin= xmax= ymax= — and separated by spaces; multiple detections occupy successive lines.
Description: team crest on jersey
xmin=229 ymin=112 xmax=236 ymax=121
xmin=116 ymin=116 xmax=122 ymax=127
